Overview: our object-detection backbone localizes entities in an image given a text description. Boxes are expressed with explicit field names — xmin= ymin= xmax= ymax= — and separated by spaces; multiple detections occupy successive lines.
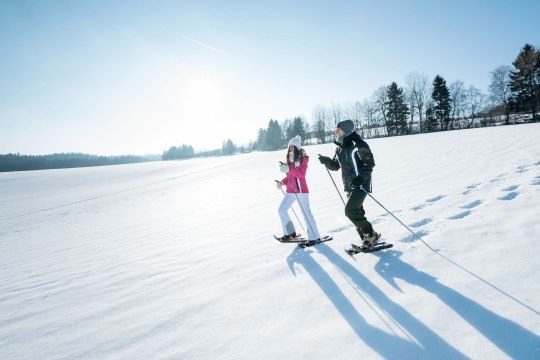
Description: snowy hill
xmin=1 ymin=124 xmax=539 ymax=359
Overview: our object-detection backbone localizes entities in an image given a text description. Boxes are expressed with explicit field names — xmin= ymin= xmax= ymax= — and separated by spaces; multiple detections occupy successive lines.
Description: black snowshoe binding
xmin=361 ymin=231 xmax=380 ymax=250
xmin=279 ymin=232 xmax=299 ymax=241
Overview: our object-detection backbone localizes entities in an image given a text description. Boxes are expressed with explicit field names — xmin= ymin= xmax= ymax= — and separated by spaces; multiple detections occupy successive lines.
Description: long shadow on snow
xmin=374 ymin=251 xmax=540 ymax=359
xmin=287 ymin=245 xmax=467 ymax=359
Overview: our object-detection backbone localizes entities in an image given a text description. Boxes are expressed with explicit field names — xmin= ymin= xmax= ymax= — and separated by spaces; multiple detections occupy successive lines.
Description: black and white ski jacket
xmin=325 ymin=131 xmax=375 ymax=193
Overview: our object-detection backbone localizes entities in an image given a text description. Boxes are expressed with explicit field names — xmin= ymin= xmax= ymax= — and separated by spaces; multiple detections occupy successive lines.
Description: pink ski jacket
xmin=281 ymin=156 xmax=310 ymax=193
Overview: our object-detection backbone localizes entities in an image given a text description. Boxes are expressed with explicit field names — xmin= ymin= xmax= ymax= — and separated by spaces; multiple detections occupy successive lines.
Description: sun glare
xmin=127 ymin=70 xmax=245 ymax=152
xmin=184 ymin=76 xmax=222 ymax=120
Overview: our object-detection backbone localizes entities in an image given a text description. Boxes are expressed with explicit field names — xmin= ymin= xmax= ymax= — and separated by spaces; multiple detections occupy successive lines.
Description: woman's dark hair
xmin=286 ymin=146 xmax=302 ymax=164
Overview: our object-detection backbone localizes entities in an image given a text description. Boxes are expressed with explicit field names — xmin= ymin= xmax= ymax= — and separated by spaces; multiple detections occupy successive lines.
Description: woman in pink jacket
xmin=276 ymin=135 xmax=321 ymax=241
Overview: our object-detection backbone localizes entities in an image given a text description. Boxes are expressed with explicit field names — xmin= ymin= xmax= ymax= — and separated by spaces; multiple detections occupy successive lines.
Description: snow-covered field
xmin=1 ymin=124 xmax=539 ymax=359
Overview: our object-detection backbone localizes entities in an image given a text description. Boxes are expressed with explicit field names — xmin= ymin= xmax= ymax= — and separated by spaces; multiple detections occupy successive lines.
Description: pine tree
xmin=222 ymin=139 xmax=236 ymax=155
xmin=432 ymin=75 xmax=452 ymax=130
xmin=291 ymin=116 xmax=307 ymax=140
xmin=509 ymin=44 xmax=540 ymax=121
xmin=385 ymin=82 xmax=410 ymax=135
xmin=282 ymin=119 xmax=294 ymax=141
xmin=424 ymin=103 xmax=438 ymax=132
xmin=255 ymin=128 xmax=267 ymax=151
xmin=162 ymin=144 xmax=195 ymax=160
xmin=180 ymin=144 xmax=194 ymax=158
xmin=266 ymin=120 xmax=284 ymax=151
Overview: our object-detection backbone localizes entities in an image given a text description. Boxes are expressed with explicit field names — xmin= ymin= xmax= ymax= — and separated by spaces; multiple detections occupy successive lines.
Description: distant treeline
xmin=5 ymin=44 xmax=538 ymax=170
xmin=251 ymin=43 xmax=540 ymax=151
xmin=162 ymin=144 xmax=195 ymax=160
xmin=0 ymin=153 xmax=160 ymax=172
xmin=161 ymin=140 xmax=251 ymax=160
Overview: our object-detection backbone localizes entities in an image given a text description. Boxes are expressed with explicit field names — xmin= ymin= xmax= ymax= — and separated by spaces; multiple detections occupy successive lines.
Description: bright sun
xmin=184 ymin=76 xmax=223 ymax=122
xmin=126 ymin=70 xmax=249 ymax=152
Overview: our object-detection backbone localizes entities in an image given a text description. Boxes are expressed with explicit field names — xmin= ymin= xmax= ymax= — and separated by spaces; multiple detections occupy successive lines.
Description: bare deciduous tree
xmin=360 ymin=99 xmax=378 ymax=138
xmin=464 ymin=86 xmax=484 ymax=128
xmin=489 ymin=65 xmax=512 ymax=124
xmin=404 ymin=88 xmax=417 ymax=133
xmin=353 ymin=101 xmax=364 ymax=137
xmin=372 ymin=86 xmax=390 ymax=136
xmin=405 ymin=72 xmax=430 ymax=133
xmin=449 ymin=80 xmax=467 ymax=129
xmin=330 ymin=103 xmax=343 ymax=127
xmin=312 ymin=104 xmax=330 ymax=143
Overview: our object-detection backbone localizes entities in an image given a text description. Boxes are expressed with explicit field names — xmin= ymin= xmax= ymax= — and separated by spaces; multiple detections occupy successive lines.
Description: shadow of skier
xmin=373 ymin=250 xmax=540 ymax=359
xmin=287 ymin=245 xmax=467 ymax=359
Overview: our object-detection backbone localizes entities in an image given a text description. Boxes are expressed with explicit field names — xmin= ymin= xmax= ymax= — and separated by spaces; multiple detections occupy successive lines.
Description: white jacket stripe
xmin=351 ymin=148 xmax=359 ymax=176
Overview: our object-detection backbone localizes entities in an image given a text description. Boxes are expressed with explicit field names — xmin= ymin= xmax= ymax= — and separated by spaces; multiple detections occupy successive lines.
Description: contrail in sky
xmin=174 ymin=32 xmax=226 ymax=55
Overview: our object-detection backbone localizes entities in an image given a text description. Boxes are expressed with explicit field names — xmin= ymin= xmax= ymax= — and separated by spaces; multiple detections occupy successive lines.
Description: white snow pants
xmin=278 ymin=193 xmax=320 ymax=240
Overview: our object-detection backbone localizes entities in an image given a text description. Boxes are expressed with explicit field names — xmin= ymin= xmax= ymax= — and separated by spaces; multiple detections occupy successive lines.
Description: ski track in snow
xmin=1 ymin=124 xmax=540 ymax=359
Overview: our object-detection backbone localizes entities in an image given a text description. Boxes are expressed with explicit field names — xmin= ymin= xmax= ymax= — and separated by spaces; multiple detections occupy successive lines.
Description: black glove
xmin=318 ymin=155 xmax=332 ymax=165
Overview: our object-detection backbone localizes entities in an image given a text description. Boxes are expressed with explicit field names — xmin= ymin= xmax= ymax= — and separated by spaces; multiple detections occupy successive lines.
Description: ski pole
xmin=276 ymin=180 xmax=305 ymax=232
xmin=318 ymin=154 xmax=346 ymax=206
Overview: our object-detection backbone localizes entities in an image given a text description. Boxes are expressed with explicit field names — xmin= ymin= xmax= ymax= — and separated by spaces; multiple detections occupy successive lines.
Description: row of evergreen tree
xmin=0 ymin=153 xmax=159 ymax=172
xmin=251 ymin=43 xmax=539 ymax=151
xmin=161 ymin=140 xmax=251 ymax=160
xmin=253 ymin=117 xmax=310 ymax=151
xmin=381 ymin=43 xmax=539 ymax=135
xmin=162 ymin=145 xmax=195 ymax=160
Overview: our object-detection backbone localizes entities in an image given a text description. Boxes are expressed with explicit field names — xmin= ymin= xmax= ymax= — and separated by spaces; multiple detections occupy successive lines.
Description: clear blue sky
xmin=1 ymin=0 xmax=538 ymax=155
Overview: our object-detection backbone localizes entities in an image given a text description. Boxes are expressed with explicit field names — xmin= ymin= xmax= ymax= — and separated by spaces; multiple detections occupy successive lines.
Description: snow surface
xmin=1 ymin=124 xmax=540 ymax=359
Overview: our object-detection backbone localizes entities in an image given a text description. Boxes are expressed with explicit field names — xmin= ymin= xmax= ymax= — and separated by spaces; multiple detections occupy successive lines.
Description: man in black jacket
xmin=319 ymin=120 xmax=378 ymax=249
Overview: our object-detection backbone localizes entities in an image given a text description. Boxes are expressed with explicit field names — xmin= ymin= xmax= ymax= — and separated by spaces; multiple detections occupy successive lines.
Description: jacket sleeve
xmin=355 ymin=140 xmax=375 ymax=180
